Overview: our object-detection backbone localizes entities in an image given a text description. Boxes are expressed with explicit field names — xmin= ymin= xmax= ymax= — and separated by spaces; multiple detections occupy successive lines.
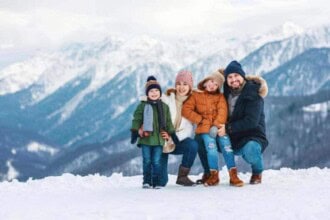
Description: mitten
xmin=131 ymin=131 xmax=139 ymax=144
xmin=209 ymin=126 xmax=218 ymax=138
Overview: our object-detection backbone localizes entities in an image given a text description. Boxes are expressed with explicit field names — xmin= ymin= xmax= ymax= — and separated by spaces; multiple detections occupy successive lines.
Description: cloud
xmin=0 ymin=0 xmax=329 ymax=53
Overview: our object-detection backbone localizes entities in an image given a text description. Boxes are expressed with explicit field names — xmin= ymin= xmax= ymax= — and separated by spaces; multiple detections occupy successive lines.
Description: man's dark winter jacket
xmin=224 ymin=76 xmax=269 ymax=152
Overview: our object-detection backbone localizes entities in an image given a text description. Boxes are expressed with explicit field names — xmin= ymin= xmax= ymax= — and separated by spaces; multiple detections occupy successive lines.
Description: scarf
xmin=174 ymin=94 xmax=188 ymax=130
xmin=143 ymin=99 xmax=166 ymax=132
xmin=228 ymin=80 xmax=246 ymax=116
xmin=163 ymin=93 xmax=188 ymax=153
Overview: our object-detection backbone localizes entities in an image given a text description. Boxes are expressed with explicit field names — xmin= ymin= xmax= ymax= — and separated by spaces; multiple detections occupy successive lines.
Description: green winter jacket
xmin=131 ymin=101 xmax=175 ymax=147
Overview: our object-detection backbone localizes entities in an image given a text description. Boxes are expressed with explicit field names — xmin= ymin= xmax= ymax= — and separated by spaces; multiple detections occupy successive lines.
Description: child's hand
xmin=160 ymin=131 xmax=170 ymax=140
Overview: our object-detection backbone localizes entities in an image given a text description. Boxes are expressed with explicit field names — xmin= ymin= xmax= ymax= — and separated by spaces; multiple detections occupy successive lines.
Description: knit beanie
xmin=224 ymin=60 xmax=246 ymax=79
xmin=197 ymin=70 xmax=224 ymax=91
xmin=145 ymin=75 xmax=162 ymax=96
xmin=175 ymin=70 xmax=193 ymax=89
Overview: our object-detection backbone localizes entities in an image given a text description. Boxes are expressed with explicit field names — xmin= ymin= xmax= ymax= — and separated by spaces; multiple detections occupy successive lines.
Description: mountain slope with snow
xmin=0 ymin=168 xmax=329 ymax=219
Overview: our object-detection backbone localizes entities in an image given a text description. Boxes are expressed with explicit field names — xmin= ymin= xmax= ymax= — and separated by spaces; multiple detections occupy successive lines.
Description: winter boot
xmin=229 ymin=167 xmax=244 ymax=187
xmin=204 ymin=170 xmax=219 ymax=186
xmin=176 ymin=165 xmax=195 ymax=186
xmin=250 ymin=173 xmax=262 ymax=184
xmin=196 ymin=173 xmax=210 ymax=185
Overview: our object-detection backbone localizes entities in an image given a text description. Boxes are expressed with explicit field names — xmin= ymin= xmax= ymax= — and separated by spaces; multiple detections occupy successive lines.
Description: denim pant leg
xmin=141 ymin=145 xmax=152 ymax=185
xmin=201 ymin=134 xmax=219 ymax=170
xmin=159 ymin=153 xmax=169 ymax=186
xmin=151 ymin=145 xmax=163 ymax=187
xmin=217 ymin=135 xmax=236 ymax=169
xmin=235 ymin=141 xmax=264 ymax=174
xmin=196 ymin=134 xmax=210 ymax=174
xmin=171 ymin=138 xmax=198 ymax=168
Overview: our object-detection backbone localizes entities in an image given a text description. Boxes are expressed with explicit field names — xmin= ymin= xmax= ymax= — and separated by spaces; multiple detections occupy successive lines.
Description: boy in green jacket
xmin=131 ymin=76 xmax=178 ymax=189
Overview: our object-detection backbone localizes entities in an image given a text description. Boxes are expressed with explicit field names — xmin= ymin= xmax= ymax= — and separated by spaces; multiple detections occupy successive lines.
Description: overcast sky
xmin=0 ymin=0 xmax=329 ymax=67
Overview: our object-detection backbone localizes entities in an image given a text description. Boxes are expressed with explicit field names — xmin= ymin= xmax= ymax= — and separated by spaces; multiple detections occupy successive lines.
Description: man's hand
xmin=217 ymin=124 xmax=226 ymax=136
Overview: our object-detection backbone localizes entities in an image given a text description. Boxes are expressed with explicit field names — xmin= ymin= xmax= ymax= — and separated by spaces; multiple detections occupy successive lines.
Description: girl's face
xmin=147 ymin=88 xmax=161 ymax=100
xmin=205 ymin=79 xmax=219 ymax=92
xmin=175 ymin=81 xmax=191 ymax=96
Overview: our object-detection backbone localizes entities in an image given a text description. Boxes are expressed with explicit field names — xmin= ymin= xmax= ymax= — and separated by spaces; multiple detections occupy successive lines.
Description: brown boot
xmin=250 ymin=173 xmax=262 ymax=184
xmin=196 ymin=173 xmax=210 ymax=185
xmin=229 ymin=167 xmax=244 ymax=187
xmin=176 ymin=165 xmax=195 ymax=186
xmin=204 ymin=170 xmax=219 ymax=186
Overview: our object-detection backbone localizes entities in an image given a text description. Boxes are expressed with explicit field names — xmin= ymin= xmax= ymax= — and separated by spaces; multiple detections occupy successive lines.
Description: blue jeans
xmin=217 ymin=135 xmax=236 ymax=169
xmin=141 ymin=145 xmax=162 ymax=187
xmin=197 ymin=135 xmax=263 ymax=174
xmin=201 ymin=134 xmax=219 ymax=170
xmin=201 ymin=134 xmax=236 ymax=170
xmin=234 ymin=141 xmax=263 ymax=174
xmin=159 ymin=138 xmax=198 ymax=186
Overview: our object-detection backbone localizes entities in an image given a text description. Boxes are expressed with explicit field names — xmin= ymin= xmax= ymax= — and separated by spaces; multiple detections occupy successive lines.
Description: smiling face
xmin=204 ymin=79 xmax=219 ymax=92
xmin=175 ymin=81 xmax=191 ymax=96
xmin=226 ymin=73 xmax=244 ymax=89
xmin=147 ymin=88 xmax=161 ymax=100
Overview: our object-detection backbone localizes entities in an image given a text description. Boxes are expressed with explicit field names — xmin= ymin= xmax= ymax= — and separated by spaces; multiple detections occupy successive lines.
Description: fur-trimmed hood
xmin=245 ymin=75 xmax=268 ymax=98
xmin=197 ymin=69 xmax=224 ymax=91
xmin=218 ymin=68 xmax=268 ymax=98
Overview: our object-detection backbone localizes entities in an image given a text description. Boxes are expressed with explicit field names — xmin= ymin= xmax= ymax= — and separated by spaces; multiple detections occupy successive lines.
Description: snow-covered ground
xmin=0 ymin=167 xmax=329 ymax=220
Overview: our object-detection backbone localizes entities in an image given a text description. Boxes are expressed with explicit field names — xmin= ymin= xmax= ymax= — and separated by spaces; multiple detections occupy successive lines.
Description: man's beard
xmin=229 ymin=81 xmax=243 ymax=90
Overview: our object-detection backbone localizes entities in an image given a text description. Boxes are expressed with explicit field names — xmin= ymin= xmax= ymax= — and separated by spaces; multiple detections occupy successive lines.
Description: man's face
xmin=227 ymin=73 xmax=244 ymax=89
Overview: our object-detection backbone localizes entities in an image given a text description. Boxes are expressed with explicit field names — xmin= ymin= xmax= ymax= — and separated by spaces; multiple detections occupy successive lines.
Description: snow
xmin=27 ymin=142 xmax=58 ymax=156
xmin=0 ymin=167 xmax=329 ymax=219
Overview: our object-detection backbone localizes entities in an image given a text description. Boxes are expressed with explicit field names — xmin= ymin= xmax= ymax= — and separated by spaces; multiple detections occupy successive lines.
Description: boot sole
xmin=230 ymin=182 xmax=244 ymax=187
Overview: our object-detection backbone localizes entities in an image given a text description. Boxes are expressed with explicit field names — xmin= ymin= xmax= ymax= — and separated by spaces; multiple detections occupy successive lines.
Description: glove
xmin=209 ymin=126 xmax=218 ymax=138
xmin=170 ymin=133 xmax=180 ymax=145
xmin=131 ymin=131 xmax=139 ymax=144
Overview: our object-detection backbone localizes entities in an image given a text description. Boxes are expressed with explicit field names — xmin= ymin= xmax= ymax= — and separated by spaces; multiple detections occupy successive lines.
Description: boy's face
xmin=175 ymin=81 xmax=190 ymax=96
xmin=148 ymin=88 xmax=161 ymax=100
xmin=205 ymin=79 xmax=219 ymax=92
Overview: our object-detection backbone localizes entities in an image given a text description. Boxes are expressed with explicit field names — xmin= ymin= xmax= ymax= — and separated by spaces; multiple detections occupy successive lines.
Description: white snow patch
xmin=27 ymin=142 xmax=58 ymax=156
xmin=0 ymin=168 xmax=329 ymax=219
xmin=5 ymin=160 xmax=19 ymax=181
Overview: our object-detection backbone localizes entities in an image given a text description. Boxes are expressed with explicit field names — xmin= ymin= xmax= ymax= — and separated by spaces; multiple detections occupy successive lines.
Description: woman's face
xmin=205 ymin=79 xmax=219 ymax=92
xmin=176 ymin=81 xmax=191 ymax=96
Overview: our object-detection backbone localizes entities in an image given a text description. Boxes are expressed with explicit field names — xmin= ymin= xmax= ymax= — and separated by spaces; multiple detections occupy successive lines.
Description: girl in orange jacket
xmin=182 ymin=70 xmax=244 ymax=187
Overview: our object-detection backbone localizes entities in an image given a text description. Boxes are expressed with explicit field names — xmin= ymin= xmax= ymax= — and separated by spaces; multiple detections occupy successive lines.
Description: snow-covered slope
xmin=242 ymin=25 xmax=330 ymax=75
xmin=0 ymin=168 xmax=329 ymax=219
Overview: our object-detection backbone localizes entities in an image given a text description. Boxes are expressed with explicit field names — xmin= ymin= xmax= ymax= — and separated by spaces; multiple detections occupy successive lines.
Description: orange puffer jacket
xmin=182 ymin=90 xmax=228 ymax=134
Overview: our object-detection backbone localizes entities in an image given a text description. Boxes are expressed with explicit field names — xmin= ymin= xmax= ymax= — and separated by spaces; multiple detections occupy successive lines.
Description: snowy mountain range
xmin=0 ymin=23 xmax=329 ymax=181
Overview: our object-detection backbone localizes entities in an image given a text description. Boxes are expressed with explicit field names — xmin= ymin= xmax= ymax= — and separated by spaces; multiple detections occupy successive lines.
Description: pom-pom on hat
xmin=145 ymin=75 xmax=162 ymax=96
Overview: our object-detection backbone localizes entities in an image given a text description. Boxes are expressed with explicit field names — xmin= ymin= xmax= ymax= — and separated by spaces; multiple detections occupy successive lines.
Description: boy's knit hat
xmin=175 ymin=70 xmax=193 ymax=89
xmin=224 ymin=60 xmax=246 ymax=79
xmin=197 ymin=70 xmax=224 ymax=91
xmin=145 ymin=75 xmax=162 ymax=96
